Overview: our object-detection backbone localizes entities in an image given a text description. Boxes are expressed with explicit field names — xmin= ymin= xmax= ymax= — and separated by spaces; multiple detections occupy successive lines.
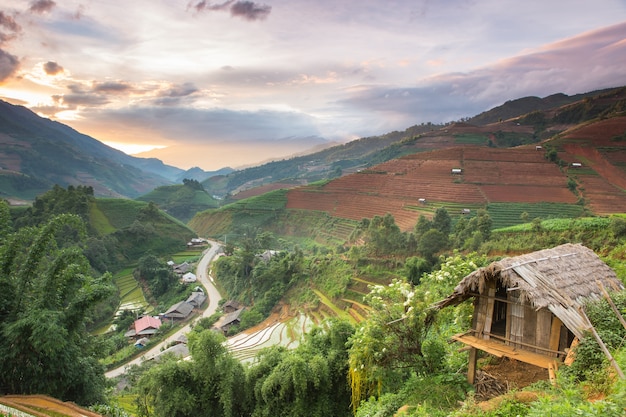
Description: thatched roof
xmin=436 ymin=243 xmax=623 ymax=339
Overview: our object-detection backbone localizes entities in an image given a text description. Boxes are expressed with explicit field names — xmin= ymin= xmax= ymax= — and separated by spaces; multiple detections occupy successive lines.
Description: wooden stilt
xmin=467 ymin=347 xmax=478 ymax=384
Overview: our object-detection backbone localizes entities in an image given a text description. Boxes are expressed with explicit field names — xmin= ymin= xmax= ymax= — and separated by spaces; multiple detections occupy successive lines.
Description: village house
xmin=435 ymin=243 xmax=623 ymax=383
xmin=186 ymin=291 xmax=207 ymax=308
xmin=182 ymin=272 xmax=197 ymax=283
xmin=163 ymin=301 xmax=194 ymax=320
xmin=173 ymin=261 xmax=191 ymax=275
xmin=222 ymin=300 xmax=241 ymax=314
xmin=213 ymin=308 xmax=246 ymax=335
xmin=124 ymin=315 xmax=162 ymax=339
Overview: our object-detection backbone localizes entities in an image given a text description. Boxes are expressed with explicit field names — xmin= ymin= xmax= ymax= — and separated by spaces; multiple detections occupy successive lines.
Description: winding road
xmin=105 ymin=239 xmax=223 ymax=378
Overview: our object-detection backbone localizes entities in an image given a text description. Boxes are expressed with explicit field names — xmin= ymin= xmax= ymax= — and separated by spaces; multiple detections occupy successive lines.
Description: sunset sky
xmin=1 ymin=1 xmax=625 ymax=170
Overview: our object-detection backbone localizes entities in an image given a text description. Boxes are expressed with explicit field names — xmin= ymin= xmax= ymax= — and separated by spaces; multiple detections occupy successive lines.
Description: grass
xmin=495 ymin=216 xmax=611 ymax=233
xmin=89 ymin=201 xmax=116 ymax=235
xmin=487 ymin=202 xmax=585 ymax=229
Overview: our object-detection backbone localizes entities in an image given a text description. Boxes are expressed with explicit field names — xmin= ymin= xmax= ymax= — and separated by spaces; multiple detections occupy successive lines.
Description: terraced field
xmin=286 ymin=116 xmax=626 ymax=231
xmin=226 ymin=314 xmax=315 ymax=362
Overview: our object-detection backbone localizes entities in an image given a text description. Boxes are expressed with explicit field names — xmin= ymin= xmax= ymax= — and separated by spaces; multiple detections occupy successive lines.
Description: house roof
xmin=221 ymin=307 xmax=245 ymax=326
xmin=134 ymin=316 xmax=162 ymax=334
xmin=435 ymin=243 xmax=623 ymax=339
xmin=164 ymin=301 xmax=194 ymax=318
xmin=222 ymin=300 xmax=241 ymax=310
xmin=182 ymin=272 xmax=197 ymax=282
xmin=186 ymin=291 xmax=207 ymax=307
xmin=152 ymin=343 xmax=189 ymax=362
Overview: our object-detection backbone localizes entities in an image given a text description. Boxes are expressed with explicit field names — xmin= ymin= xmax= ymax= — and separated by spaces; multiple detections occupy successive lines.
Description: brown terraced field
xmin=287 ymin=119 xmax=626 ymax=230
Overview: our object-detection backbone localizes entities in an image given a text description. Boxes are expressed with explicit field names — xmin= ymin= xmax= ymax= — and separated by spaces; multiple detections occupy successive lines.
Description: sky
xmin=1 ymin=1 xmax=626 ymax=171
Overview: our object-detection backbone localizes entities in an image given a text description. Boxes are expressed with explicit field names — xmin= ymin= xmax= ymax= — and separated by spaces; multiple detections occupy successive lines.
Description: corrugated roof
xmin=134 ymin=315 xmax=162 ymax=334
xmin=435 ymin=243 xmax=623 ymax=339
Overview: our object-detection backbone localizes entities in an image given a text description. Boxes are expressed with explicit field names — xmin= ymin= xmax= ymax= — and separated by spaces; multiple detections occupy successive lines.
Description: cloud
xmin=29 ymin=0 xmax=57 ymax=14
xmin=189 ymin=0 xmax=271 ymax=21
xmin=92 ymin=80 xmax=132 ymax=93
xmin=230 ymin=1 xmax=271 ymax=21
xmin=43 ymin=61 xmax=64 ymax=75
xmin=77 ymin=105 xmax=321 ymax=146
xmin=52 ymin=92 xmax=109 ymax=108
xmin=190 ymin=0 xmax=233 ymax=13
xmin=0 ymin=11 xmax=21 ymax=46
xmin=0 ymin=49 xmax=19 ymax=82
xmin=337 ymin=21 xmax=626 ymax=126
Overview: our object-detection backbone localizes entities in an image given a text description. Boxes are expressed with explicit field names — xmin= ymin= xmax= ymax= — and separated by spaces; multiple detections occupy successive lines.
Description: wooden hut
xmin=435 ymin=243 xmax=623 ymax=383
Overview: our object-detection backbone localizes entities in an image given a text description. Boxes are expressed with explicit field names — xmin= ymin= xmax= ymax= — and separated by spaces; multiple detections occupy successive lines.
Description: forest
xmin=2 ymin=183 xmax=626 ymax=417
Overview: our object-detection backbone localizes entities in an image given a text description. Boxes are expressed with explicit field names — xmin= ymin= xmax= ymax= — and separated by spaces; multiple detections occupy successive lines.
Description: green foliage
xmin=487 ymin=202 xmax=584 ymax=230
xmin=135 ymin=329 xmax=248 ymax=417
xmin=12 ymin=184 xmax=94 ymax=229
xmin=134 ymin=254 xmax=178 ymax=299
xmin=433 ymin=207 xmax=452 ymax=235
xmin=138 ymin=180 xmax=218 ymax=223
xmin=0 ymin=214 xmax=114 ymax=405
xmin=248 ymin=320 xmax=355 ymax=417
xmin=565 ymin=292 xmax=626 ymax=381
xmin=454 ymin=133 xmax=489 ymax=145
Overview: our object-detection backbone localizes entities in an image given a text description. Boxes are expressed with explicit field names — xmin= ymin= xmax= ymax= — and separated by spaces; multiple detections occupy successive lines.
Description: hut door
xmin=491 ymin=284 xmax=508 ymax=337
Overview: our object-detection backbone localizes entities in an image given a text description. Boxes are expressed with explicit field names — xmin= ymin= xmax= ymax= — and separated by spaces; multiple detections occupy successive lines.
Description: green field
xmin=487 ymin=202 xmax=585 ymax=229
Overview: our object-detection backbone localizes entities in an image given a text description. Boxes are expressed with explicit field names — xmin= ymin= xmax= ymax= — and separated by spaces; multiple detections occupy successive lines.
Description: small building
xmin=535 ymin=145 xmax=543 ymax=151
xmin=214 ymin=308 xmax=246 ymax=335
xmin=186 ymin=291 xmax=207 ymax=307
xmin=451 ymin=168 xmax=463 ymax=174
xmin=571 ymin=162 xmax=582 ymax=168
xmin=173 ymin=262 xmax=191 ymax=275
xmin=418 ymin=198 xmax=427 ymax=204
xmin=435 ymin=243 xmax=623 ymax=384
xmin=222 ymin=300 xmax=241 ymax=314
xmin=167 ymin=260 xmax=175 ymax=267
xmin=182 ymin=272 xmax=197 ymax=283
xmin=188 ymin=237 xmax=208 ymax=247
xmin=152 ymin=343 xmax=189 ymax=362
xmin=163 ymin=301 xmax=194 ymax=320
xmin=125 ymin=315 xmax=162 ymax=338
xmin=461 ymin=208 xmax=471 ymax=215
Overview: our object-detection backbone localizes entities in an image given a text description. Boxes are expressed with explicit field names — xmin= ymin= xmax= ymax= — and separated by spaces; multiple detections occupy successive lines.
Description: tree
xmin=414 ymin=215 xmax=432 ymax=239
xmin=0 ymin=214 xmax=114 ymax=404
xmin=348 ymin=280 xmax=438 ymax=411
xmin=136 ymin=329 xmax=248 ymax=417
xmin=0 ymin=199 xmax=12 ymax=242
xmin=418 ymin=229 xmax=448 ymax=262
xmin=432 ymin=207 xmax=452 ymax=235
xmin=248 ymin=319 xmax=354 ymax=417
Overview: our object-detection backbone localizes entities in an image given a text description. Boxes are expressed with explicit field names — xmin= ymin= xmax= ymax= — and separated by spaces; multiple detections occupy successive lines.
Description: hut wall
xmin=536 ymin=309 xmax=553 ymax=351
xmin=523 ymin=306 xmax=538 ymax=352
xmin=508 ymin=291 xmax=524 ymax=348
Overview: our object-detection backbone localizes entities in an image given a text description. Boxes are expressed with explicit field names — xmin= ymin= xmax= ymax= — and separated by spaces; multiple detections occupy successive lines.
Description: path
xmin=105 ymin=239 xmax=223 ymax=378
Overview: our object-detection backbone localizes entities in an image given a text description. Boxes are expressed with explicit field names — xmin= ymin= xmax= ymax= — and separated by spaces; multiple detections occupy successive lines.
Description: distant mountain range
xmin=0 ymin=100 xmax=230 ymax=200
xmin=1 ymin=86 xmax=624 ymax=205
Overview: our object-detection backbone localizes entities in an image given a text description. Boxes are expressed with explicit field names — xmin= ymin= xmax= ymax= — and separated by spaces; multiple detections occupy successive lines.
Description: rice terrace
xmin=287 ymin=117 xmax=626 ymax=231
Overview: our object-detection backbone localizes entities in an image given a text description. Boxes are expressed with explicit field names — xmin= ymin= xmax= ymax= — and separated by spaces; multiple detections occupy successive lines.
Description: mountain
xmin=0 ymin=100 xmax=195 ymax=200
xmin=202 ymin=87 xmax=626 ymax=201
xmin=190 ymin=86 xmax=626 ymax=241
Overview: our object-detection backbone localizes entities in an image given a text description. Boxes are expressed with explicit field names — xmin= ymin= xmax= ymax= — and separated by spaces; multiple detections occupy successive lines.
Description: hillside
xmin=0 ymin=100 xmax=187 ymax=200
xmin=137 ymin=179 xmax=220 ymax=223
xmin=201 ymin=87 xmax=625 ymax=201
xmin=190 ymin=88 xmax=626 ymax=240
